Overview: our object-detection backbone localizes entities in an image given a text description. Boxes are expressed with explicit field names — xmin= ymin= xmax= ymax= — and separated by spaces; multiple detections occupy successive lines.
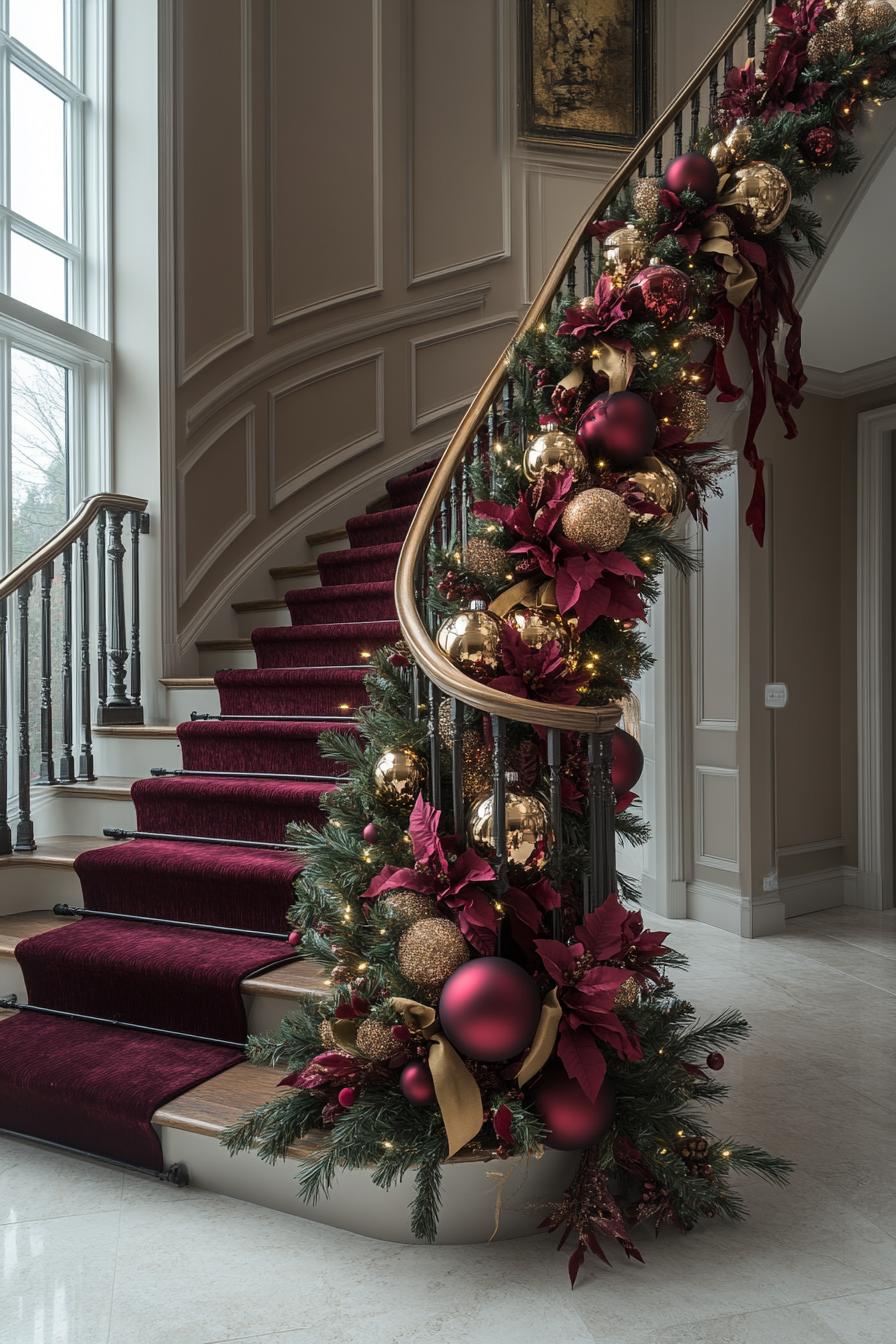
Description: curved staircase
xmin=0 ymin=465 xmax=431 ymax=1177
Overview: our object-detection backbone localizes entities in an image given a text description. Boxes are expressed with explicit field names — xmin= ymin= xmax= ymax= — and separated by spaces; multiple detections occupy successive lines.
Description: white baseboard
xmin=767 ymin=865 xmax=860 ymax=920
xmin=686 ymin=880 xmax=786 ymax=939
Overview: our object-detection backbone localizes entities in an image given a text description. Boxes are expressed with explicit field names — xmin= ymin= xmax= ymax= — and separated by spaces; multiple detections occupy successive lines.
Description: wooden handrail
xmin=1 ymin=492 xmax=147 ymax=601
xmin=395 ymin=0 xmax=766 ymax=731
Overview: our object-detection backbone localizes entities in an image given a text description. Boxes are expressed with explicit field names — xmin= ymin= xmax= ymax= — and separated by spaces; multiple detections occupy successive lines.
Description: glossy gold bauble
xmin=373 ymin=747 xmax=426 ymax=805
xmin=724 ymin=120 xmax=753 ymax=165
xmin=628 ymin=456 xmax=685 ymax=523
xmin=633 ymin=177 xmax=663 ymax=223
xmin=397 ymin=917 xmax=470 ymax=992
xmin=614 ymin=976 xmax=640 ymax=1010
xmin=562 ymin=487 xmax=631 ymax=553
xmin=356 ymin=1018 xmax=397 ymax=1061
xmin=523 ymin=428 xmax=588 ymax=482
xmin=468 ymin=787 xmax=553 ymax=873
xmin=724 ymin=160 xmax=792 ymax=234
xmin=837 ymin=0 xmax=894 ymax=35
xmin=436 ymin=602 xmax=503 ymax=677
xmin=602 ymin=224 xmax=649 ymax=284
xmin=708 ymin=140 xmax=734 ymax=173
xmin=381 ymin=889 xmax=438 ymax=926
xmin=463 ymin=536 xmax=508 ymax=582
xmin=807 ymin=17 xmax=854 ymax=61
xmin=505 ymin=606 xmax=579 ymax=669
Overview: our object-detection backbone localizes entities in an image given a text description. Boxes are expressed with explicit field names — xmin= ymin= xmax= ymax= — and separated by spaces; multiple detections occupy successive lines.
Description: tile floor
xmin=2 ymin=905 xmax=895 ymax=1344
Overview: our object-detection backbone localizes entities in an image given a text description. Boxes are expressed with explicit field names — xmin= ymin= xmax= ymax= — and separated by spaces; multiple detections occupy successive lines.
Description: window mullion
xmin=0 ymin=335 xmax=9 ymax=573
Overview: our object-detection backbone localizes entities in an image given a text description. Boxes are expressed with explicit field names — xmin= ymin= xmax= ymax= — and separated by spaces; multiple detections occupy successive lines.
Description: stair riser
xmin=345 ymin=511 xmax=414 ymax=548
xmin=34 ymin=792 xmax=136 ymax=839
xmin=317 ymin=552 xmax=399 ymax=586
xmin=253 ymin=628 xmax=399 ymax=668
xmin=0 ymin=867 xmax=84 ymax=915
xmin=198 ymin=645 xmax=257 ymax=673
xmin=93 ymin=735 xmax=183 ymax=776
xmin=164 ymin=686 xmax=221 ymax=721
xmin=286 ymin=591 xmax=396 ymax=626
xmin=132 ymin=794 xmax=328 ymax=843
xmin=234 ymin=605 xmax=293 ymax=638
xmin=216 ymin=680 xmax=368 ymax=718
xmin=179 ymin=733 xmax=351 ymax=776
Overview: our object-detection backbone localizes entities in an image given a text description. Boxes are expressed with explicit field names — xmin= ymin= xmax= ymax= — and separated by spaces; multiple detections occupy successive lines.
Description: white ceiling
xmin=800 ymin=146 xmax=896 ymax=375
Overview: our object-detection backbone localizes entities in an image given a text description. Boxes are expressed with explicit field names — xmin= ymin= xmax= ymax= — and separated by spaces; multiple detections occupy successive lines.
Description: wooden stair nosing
xmin=0 ymin=835 xmax=117 ymax=868
xmin=160 ymin=677 xmax=215 ymax=688
xmin=51 ymin=776 xmax=136 ymax=802
xmin=151 ymin=1062 xmax=324 ymax=1157
xmin=231 ymin=598 xmax=289 ymax=614
xmin=93 ymin=724 xmax=177 ymax=738
xmin=306 ymin=526 xmax=347 ymax=547
xmin=196 ymin=638 xmax=252 ymax=652
xmin=269 ymin=564 xmax=318 ymax=581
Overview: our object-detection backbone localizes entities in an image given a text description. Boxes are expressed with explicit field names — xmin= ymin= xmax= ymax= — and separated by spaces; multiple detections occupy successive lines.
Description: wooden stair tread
xmin=0 ymin=835 xmax=116 ymax=868
xmin=52 ymin=775 xmax=136 ymax=800
xmin=160 ymin=677 xmax=215 ymax=688
xmin=232 ymin=598 xmax=287 ymax=614
xmin=0 ymin=910 xmax=71 ymax=953
xmin=306 ymin=526 xmax=347 ymax=547
xmin=269 ymin=564 xmax=317 ymax=580
xmin=151 ymin=1061 xmax=324 ymax=1157
xmin=93 ymin=724 xmax=177 ymax=738
xmin=196 ymin=638 xmax=252 ymax=652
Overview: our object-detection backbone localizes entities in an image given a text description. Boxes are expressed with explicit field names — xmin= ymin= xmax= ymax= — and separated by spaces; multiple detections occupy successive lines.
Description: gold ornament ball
xmin=373 ymin=747 xmax=426 ymax=805
xmin=724 ymin=120 xmax=753 ymax=165
xmin=381 ymin=889 xmax=438 ymax=925
xmin=708 ymin=140 xmax=734 ymax=173
xmin=397 ymin=917 xmax=470 ymax=991
xmin=468 ymin=787 xmax=553 ymax=873
xmin=356 ymin=1018 xmax=397 ymax=1061
xmin=436 ymin=602 xmax=503 ymax=677
xmin=837 ymin=0 xmax=894 ymax=35
xmin=633 ymin=177 xmax=663 ymax=223
xmin=464 ymin=536 xmax=508 ymax=582
xmin=807 ymin=18 xmax=854 ymax=61
xmin=614 ymin=976 xmax=640 ymax=1010
xmin=562 ymin=487 xmax=631 ymax=553
xmin=505 ymin=606 xmax=579 ymax=669
xmin=725 ymin=160 xmax=792 ymax=235
xmin=602 ymin=224 xmax=649 ymax=284
xmin=523 ymin=428 xmax=588 ymax=482
xmin=628 ymin=456 xmax=685 ymax=523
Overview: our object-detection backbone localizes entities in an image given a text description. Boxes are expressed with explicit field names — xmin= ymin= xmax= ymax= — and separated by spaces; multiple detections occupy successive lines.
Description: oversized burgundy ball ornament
xmin=532 ymin=1064 xmax=616 ymax=1150
xmin=400 ymin=1059 xmax=437 ymax=1105
xmin=611 ymin=727 xmax=644 ymax=796
xmin=664 ymin=151 xmax=719 ymax=203
xmin=576 ymin=391 xmax=658 ymax=470
xmin=625 ymin=264 xmax=692 ymax=329
xmin=438 ymin=957 xmax=542 ymax=1063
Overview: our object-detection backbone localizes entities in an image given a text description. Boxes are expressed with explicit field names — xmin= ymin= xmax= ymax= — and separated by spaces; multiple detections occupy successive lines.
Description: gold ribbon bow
xmin=700 ymin=212 xmax=756 ymax=309
xmin=488 ymin=577 xmax=557 ymax=620
xmin=557 ymin=339 xmax=635 ymax=399
xmin=515 ymin=986 xmax=562 ymax=1086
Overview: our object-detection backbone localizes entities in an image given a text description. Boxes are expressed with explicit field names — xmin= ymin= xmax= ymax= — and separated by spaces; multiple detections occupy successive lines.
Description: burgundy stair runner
xmin=0 ymin=465 xmax=432 ymax=1171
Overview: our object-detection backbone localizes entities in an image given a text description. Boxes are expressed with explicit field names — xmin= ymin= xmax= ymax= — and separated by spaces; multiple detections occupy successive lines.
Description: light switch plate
xmin=764 ymin=682 xmax=788 ymax=709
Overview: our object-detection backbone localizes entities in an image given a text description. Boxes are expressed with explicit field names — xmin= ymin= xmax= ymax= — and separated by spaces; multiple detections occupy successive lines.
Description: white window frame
xmin=0 ymin=0 xmax=110 ymax=573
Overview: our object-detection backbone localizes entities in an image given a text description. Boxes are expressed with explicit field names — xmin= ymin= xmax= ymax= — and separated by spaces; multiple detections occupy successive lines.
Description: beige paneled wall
xmin=161 ymin=0 xmax=742 ymax=663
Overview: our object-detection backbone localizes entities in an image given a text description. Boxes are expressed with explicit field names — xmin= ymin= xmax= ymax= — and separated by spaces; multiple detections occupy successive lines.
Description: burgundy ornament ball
xmin=362 ymin=822 xmax=379 ymax=844
xmin=400 ymin=1060 xmax=437 ymax=1106
xmin=706 ymin=1052 xmax=725 ymax=1071
xmin=576 ymin=392 xmax=658 ymax=470
xmin=338 ymin=1087 xmax=357 ymax=1109
xmin=626 ymin=265 xmax=692 ymax=329
xmin=532 ymin=1064 xmax=616 ymax=1150
xmin=802 ymin=125 xmax=839 ymax=165
xmin=438 ymin=957 xmax=542 ymax=1063
xmin=663 ymin=151 xmax=719 ymax=203
xmin=611 ymin=728 xmax=645 ymax=796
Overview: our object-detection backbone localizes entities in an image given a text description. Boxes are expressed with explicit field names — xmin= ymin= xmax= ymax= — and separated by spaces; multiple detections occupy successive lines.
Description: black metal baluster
xmin=37 ymin=562 xmax=56 ymax=785
xmin=584 ymin=733 xmax=603 ymax=915
xmin=426 ymin=520 xmax=438 ymax=634
xmin=583 ymin=235 xmax=594 ymax=291
xmin=546 ymin=728 xmax=563 ymax=938
xmin=690 ymin=89 xmax=700 ymax=149
xmin=439 ymin=494 xmax=450 ymax=552
xmin=747 ymin=16 xmax=756 ymax=59
xmin=14 ymin=579 xmax=35 ymax=852
xmin=566 ymin=259 xmax=577 ymax=303
xmin=653 ymin=135 xmax=663 ymax=177
xmin=673 ymin=110 xmax=683 ymax=158
xmin=97 ymin=507 xmax=139 ymax=723
xmin=129 ymin=511 xmax=143 ymax=710
xmin=78 ymin=532 xmax=95 ymax=780
xmin=96 ymin=508 xmax=107 ymax=711
xmin=460 ymin=446 xmax=470 ymax=549
xmin=0 ymin=597 xmax=10 ymax=854
xmin=58 ymin=546 xmax=75 ymax=783
xmin=601 ymin=731 xmax=618 ymax=903
xmin=724 ymin=45 xmax=734 ymax=78
xmin=637 ymin=157 xmax=647 ymax=178
xmin=427 ymin=678 xmax=442 ymax=811
xmin=490 ymin=715 xmax=507 ymax=951
xmin=411 ymin=661 xmax=422 ymax=722
xmin=709 ymin=61 xmax=719 ymax=123
xmin=450 ymin=696 xmax=464 ymax=834
xmin=449 ymin=469 xmax=460 ymax=552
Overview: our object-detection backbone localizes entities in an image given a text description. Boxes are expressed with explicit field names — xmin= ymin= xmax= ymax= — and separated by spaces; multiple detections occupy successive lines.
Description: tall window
xmin=0 ymin=0 xmax=109 ymax=573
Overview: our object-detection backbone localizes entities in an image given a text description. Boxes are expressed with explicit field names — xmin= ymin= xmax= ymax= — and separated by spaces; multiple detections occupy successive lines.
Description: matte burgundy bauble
xmin=337 ymin=1087 xmax=356 ymax=1108
xmin=532 ymin=1064 xmax=616 ymax=1150
xmin=362 ymin=822 xmax=379 ymax=844
xmin=706 ymin=1052 xmax=725 ymax=1071
xmin=663 ymin=151 xmax=719 ymax=202
xmin=438 ymin=957 xmax=542 ymax=1063
xmin=611 ymin=728 xmax=644 ymax=796
xmin=400 ymin=1060 xmax=437 ymax=1106
xmin=575 ymin=392 xmax=658 ymax=470
xmin=626 ymin=265 xmax=692 ymax=329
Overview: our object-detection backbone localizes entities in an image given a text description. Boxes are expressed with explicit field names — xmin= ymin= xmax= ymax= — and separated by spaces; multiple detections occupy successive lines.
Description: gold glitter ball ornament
xmin=463 ymin=536 xmax=508 ymax=582
xmin=602 ymin=224 xmax=649 ymax=284
xmin=398 ymin=917 xmax=470 ymax=992
xmin=724 ymin=160 xmax=792 ymax=235
xmin=836 ymin=0 xmax=894 ymax=35
xmin=674 ymin=388 xmax=709 ymax=441
xmin=381 ymin=889 xmax=438 ymax=925
xmin=628 ymin=456 xmax=685 ymax=523
xmin=562 ymin=487 xmax=631 ymax=553
xmin=463 ymin=736 xmax=493 ymax=801
xmin=807 ymin=17 xmax=854 ymax=61
xmin=372 ymin=747 xmax=426 ymax=805
xmin=523 ymin=428 xmax=588 ymax=482
xmin=724 ymin=120 xmax=753 ymax=165
xmin=436 ymin=601 xmax=503 ymax=677
xmin=356 ymin=1018 xmax=398 ymax=1061
xmin=505 ymin=606 xmax=580 ymax=669
xmin=614 ymin=976 xmax=640 ymax=1010
xmin=468 ymin=785 xmax=553 ymax=873
xmin=708 ymin=140 xmax=734 ymax=173
xmin=633 ymin=177 xmax=663 ymax=223
xmin=319 ymin=1019 xmax=337 ymax=1049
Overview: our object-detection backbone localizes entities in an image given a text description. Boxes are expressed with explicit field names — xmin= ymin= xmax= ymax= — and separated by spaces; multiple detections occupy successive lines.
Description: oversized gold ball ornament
xmin=562 ymin=487 xmax=631 ymax=553
xmin=837 ymin=0 xmax=895 ymax=35
xmin=633 ymin=177 xmax=663 ymax=223
xmin=505 ymin=606 xmax=579 ymax=669
xmin=381 ymin=889 xmax=438 ymax=925
xmin=468 ymin=784 xmax=553 ymax=873
xmin=436 ymin=601 xmax=503 ymax=678
xmin=523 ymin=427 xmax=588 ymax=482
xmin=602 ymin=224 xmax=649 ymax=284
xmin=724 ymin=120 xmax=753 ymax=165
xmin=807 ymin=18 xmax=854 ymax=61
xmin=356 ymin=1018 xmax=398 ymax=1061
xmin=628 ymin=456 xmax=685 ymax=523
xmin=397 ymin=917 xmax=470 ymax=992
xmin=373 ymin=747 xmax=426 ymax=805
xmin=463 ymin=536 xmax=508 ymax=582
xmin=724 ymin=160 xmax=792 ymax=235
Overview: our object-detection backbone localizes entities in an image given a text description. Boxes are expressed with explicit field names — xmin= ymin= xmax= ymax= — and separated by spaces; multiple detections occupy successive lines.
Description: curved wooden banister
xmin=396 ymin=0 xmax=767 ymax=730
xmin=0 ymin=492 xmax=148 ymax=601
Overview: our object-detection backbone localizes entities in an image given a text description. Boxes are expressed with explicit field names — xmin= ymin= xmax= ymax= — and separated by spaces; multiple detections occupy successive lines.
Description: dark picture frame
xmin=519 ymin=0 xmax=655 ymax=152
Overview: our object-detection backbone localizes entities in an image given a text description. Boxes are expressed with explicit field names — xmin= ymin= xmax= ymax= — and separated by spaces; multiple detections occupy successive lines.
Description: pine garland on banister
xmin=224 ymin=2 xmax=895 ymax=1283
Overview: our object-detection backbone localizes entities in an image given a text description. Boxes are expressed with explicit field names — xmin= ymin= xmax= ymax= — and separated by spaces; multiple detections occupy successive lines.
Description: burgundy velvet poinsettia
xmin=556 ymin=275 xmax=632 ymax=343
xmin=654 ymin=191 xmax=717 ymax=254
xmin=489 ymin=623 xmax=582 ymax=709
xmin=763 ymin=2 xmax=832 ymax=117
xmin=535 ymin=895 xmax=670 ymax=1101
xmin=474 ymin=471 xmax=645 ymax=633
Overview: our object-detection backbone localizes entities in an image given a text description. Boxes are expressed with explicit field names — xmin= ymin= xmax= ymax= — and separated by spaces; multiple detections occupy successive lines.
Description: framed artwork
xmin=519 ymin=0 xmax=655 ymax=152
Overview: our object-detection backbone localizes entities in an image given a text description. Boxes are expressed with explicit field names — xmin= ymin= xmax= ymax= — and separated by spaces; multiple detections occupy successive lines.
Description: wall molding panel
xmin=177 ymin=404 xmax=256 ymax=602
xmin=267 ymin=350 xmax=386 ymax=509
xmin=409 ymin=312 xmax=517 ymax=430
xmin=695 ymin=765 xmax=740 ymax=873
